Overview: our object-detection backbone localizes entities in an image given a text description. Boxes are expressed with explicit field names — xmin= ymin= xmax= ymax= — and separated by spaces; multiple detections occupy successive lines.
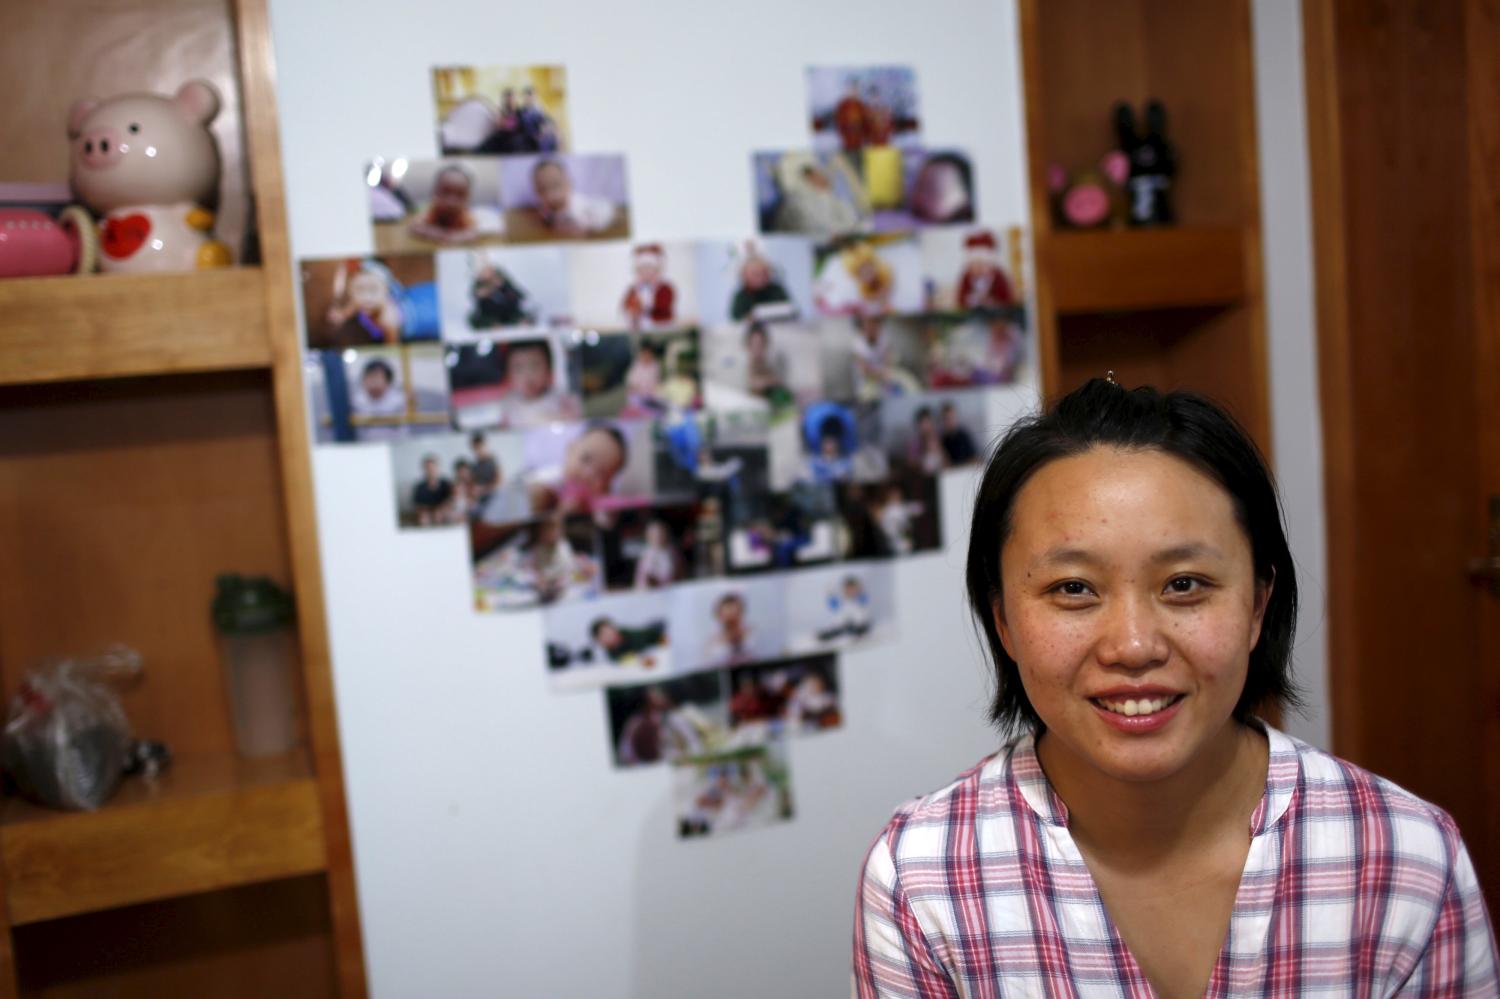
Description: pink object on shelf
xmin=0 ymin=206 xmax=97 ymax=278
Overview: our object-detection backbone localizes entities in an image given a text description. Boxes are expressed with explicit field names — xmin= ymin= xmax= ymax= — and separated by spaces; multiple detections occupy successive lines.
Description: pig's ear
xmin=67 ymin=99 xmax=99 ymax=138
xmin=173 ymin=80 xmax=222 ymax=125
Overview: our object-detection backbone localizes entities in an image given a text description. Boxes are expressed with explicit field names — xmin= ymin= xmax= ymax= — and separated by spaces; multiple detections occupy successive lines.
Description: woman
xmin=854 ymin=380 xmax=1496 ymax=997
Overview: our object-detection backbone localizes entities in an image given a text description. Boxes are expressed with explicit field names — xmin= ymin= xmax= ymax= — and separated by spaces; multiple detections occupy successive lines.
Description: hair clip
xmin=1105 ymin=370 xmax=1117 ymax=385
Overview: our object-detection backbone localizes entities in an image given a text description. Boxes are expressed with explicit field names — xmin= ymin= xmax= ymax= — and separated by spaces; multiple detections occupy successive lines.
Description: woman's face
xmin=994 ymin=447 xmax=1269 ymax=787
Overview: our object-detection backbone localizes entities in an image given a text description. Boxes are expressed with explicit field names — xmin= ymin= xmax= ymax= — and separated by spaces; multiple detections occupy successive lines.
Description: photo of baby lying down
xmin=543 ymin=591 xmax=674 ymax=692
xmin=672 ymin=740 xmax=794 ymax=840
xmin=368 ymin=158 xmax=505 ymax=253
xmin=498 ymin=154 xmax=630 ymax=243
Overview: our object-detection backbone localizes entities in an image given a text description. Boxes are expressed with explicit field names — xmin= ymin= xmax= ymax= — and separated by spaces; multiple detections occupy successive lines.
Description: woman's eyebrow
xmin=1032 ymin=546 xmax=1102 ymax=569
xmin=1150 ymin=542 xmax=1225 ymax=563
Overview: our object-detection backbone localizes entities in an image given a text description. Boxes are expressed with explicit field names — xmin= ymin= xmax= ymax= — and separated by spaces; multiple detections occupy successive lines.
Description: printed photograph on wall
xmin=835 ymin=471 xmax=942 ymax=559
xmin=437 ymin=246 xmax=574 ymax=340
xmin=571 ymin=328 xmax=702 ymax=420
xmin=693 ymin=236 xmax=814 ymax=327
xmin=544 ymin=591 xmax=673 ymax=691
xmin=497 ymin=154 xmax=631 ymax=243
xmin=432 ymin=64 xmax=570 ymax=156
xmin=446 ymin=333 xmax=582 ymax=431
xmin=388 ymin=430 xmax=521 ymax=528
xmin=919 ymin=226 xmax=1024 ymax=314
xmin=670 ymin=577 xmax=788 ymax=672
xmin=606 ymin=671 xmax=728 ymax=769
xmin=726 ymin=654 xmax=843 ymax=733
xmin=517 ymin=419 xmax=659 ymax=518
xmin=811 ymin=232 xmax=924 ymax=318
xmin=806 ymin=64 xmax=921 ymax=153
xmin=724 ymin=480 xmax=842 ymax=574
xmin=753 ymin=150 xmax=870 ymax=237
xmin=301 ymin=256 xmax=441 ymax=349
xmin=366 ymin=158 xmax=506 ymax=253
xmin=877 ymin=389 xmax=989 ymax=476
xmin=471 ymin=513 xmax=601 ymax=612
xmin=308 ymin=344 xmax=450 ymax=444
xmin=782 ymin=565 xmax=896 ymax=653
xmin=672 ymin=738 xmax=794 ymax=839
xmin=701 ymin=320 xmax=823 ymax=416
xmin=594 ymin=502 xmax=710 ymax=592
xmin=568 ymin=241 xmax=700 ymax=332
xmin=866 ymin=149 xmax=977 ymax=230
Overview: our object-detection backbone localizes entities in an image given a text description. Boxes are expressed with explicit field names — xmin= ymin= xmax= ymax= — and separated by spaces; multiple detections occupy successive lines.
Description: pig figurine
xmin=68 ymin=80 xmax=232 ymax=273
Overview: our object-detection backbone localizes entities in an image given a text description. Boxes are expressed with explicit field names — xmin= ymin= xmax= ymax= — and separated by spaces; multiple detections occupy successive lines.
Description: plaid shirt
xmin=855 ymin=726 xmax=1498 ymax=997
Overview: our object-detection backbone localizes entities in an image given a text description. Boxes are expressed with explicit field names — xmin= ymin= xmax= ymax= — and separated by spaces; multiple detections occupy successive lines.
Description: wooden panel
xmin=0 ymin=371 xmax=291 ymax=756
xmin=233 ymin=0 xmax=369 ymax=992
xmin=2 ymin=752 xmax=324 ymax=924
xmin=14 ymin=875 xmax=334 ymax=998
xmin=0 ymin=270 xmax=272 ymax=385
xmin=1306 ymin=0 xmax=1491 ymax=895
xmin=1044 ymin=227 xmax=1247 ymax=313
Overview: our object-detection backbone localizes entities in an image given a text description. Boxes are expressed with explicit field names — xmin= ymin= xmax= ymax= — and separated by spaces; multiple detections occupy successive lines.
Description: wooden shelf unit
xmin=0 ymin=270 xmax=273 ymax=385
xmin=0 ymin=0 xmax=365 ymax=995
xmin=1019 ymin=0 xmax=1271 ymax=449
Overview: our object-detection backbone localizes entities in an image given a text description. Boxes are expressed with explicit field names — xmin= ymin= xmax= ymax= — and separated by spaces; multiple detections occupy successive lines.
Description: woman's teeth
xmin=1096 ymin=696 xmax=1178 ymax=717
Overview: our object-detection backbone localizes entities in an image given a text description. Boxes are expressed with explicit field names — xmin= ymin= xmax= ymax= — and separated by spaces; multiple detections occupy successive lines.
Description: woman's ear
xmin=1249 ymin=567 xmax=1275 ymax=648
xmin=991 ymin=594 xmax=1017 ymax=660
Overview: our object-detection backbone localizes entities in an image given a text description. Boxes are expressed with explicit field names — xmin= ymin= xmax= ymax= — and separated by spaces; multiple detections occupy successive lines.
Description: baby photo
xmin=754 ymin=150 xmax=871 ymax=237
xmin=389 ymin=430 xmax=506 ymax=528
xmin=880 ymin=390 xmax=990 ymax=475
xmin=301 ymin=256 xmax=440 ymax=349
xmin=367 ymin=158 xmax=505 ymax=253
xmin=446 ymin=334 xmax=582 ymax=431
xmin=670 ymin=577 xmax=787 ymax=672
xmin=543 ymin=592 xmax=672 ymax=692
xmin=437 ymin=246 xmax=574 ymax=340
xmin=693 ymin=237 xmax=814 ymax=326
xmin=517 ymin=419 xmax=657 ymax=518
xmin=822 ymin=314 xmax=963 ymax=403
xmin=672 ymin=739 xmax=794 ymax=840
xmin=835 ymin=471 xmax=942 ymax=559
xmin=921 ymin=313 xmax=1027 ymax=388
xmin=806 ymin=65 xmax=922 ymax=154
xmin=569 ymin=241 xmax=700 ymax=332
xmin=783 ymin=565 xmax=896 ymax=654
xmin=498 ymin=154 xmax=630 ymax=243
xmin=607 ymin=671 xmax=728 ymax=769
xmin=865 ymin=149 xmax=979 ymax=230
xmin=920 ymin=225 xmax=1024 ymax=314
xmin=794 ymin=400 xmax=891 ymax=485
xmin=432 ymin=64 xmax=569 ymax=155
xmin=572 ymin=329 xmax=702 ymax=420
xmin=652 ymin=410 xmax=773 ymax=511
xmin=470 ymin=513 xmax=601 ymax=612
xmin=727 ymin=654 xmax=844 ymax=734
xmin=309 ymin=344 xmax=450 ymax=444
xmin=725 ymin=481 xmax=841 ymax=574
xmin=811 ymin=232 xmax=924 ymax=318
xmin=701 ymin=321 xmax=823 ymax=414
xmin=593 ymin=502 xmax=706 ymax=592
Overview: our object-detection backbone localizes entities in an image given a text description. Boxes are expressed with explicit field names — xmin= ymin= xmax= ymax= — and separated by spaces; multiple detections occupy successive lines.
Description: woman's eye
xmin=1053 ymin=580 xmax=1092 ymax=598
xmin=1166 ymin=576 xmax=1203 ymax=595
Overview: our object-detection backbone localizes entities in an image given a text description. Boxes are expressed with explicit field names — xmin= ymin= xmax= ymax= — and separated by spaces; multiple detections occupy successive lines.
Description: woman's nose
xmin=1095 ymin=594 xmax=1169 ymax=670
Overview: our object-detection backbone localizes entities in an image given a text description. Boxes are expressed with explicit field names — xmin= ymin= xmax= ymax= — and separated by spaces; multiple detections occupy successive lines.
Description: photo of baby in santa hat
xmin=620 ymin=243 xmax=676 ymax=330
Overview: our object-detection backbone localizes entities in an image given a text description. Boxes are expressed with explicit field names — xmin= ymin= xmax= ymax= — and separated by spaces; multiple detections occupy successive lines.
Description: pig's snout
xmin=77 ymin=126 xmax=127 ymax=170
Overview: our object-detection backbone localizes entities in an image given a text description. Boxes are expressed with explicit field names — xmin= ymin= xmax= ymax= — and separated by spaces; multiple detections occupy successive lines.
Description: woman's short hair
xmin=965 ymin=378 xmax=1300 ymax=732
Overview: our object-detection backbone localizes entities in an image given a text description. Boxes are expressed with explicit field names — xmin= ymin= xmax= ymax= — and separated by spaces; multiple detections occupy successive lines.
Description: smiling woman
xmin=853 ymin=380 xmax=1498 ymax=998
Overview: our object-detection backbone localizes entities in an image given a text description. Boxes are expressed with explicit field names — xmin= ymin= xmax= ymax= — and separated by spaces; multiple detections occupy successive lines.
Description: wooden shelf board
xmin=1042 ymin=225 xmax=1248 ymax=314
xmin=0 ymin=750 xmax=325 ymax=925
xmin=0 ymin=269 xmax=273 ymax=386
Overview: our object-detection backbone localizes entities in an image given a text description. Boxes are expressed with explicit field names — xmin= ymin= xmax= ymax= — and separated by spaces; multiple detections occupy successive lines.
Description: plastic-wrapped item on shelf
xmin=2 ymin=645 xmax=142 ymax=811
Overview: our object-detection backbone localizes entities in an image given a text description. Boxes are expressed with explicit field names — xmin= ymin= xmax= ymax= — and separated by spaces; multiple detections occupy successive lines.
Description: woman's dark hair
xmin=966 ymin=379 xmax=1300 ymax=732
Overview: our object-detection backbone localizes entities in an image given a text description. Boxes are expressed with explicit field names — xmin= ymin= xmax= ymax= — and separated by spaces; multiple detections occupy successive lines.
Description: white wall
xmin=268 ymin=2 xmax=1032 ymax=996
xmin=1251 ymin=0 xmax=1331 ymax=749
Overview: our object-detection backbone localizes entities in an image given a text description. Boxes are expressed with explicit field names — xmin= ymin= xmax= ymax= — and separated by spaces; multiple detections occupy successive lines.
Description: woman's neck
xmin=1037 ymin=721 xmax=1268 ymax=864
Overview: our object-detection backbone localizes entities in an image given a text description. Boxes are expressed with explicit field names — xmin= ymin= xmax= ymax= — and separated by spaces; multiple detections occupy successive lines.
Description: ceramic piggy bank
xmin=68 ymin=80 xmax=232 ymax=273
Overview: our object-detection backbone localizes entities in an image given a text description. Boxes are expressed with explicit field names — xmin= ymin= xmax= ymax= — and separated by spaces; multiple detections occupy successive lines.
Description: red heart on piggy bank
xmin=102 ymin=213 xmax=151 ymax=259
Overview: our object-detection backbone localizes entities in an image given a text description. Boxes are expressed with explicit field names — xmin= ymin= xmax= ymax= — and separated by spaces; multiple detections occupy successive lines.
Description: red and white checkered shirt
xmin=855 ymin=725 xmax=1498 ymax=997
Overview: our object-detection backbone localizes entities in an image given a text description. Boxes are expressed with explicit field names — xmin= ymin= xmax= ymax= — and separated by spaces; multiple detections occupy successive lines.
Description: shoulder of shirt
xmin=872 ymin=741 xmax=1021 ymax=857
xmin=1273 ymin=726 xmax=1465 ymax=864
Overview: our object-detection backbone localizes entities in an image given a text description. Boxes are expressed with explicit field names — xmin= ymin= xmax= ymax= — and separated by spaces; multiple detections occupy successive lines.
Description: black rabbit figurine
xmin=1113 ymin=100 xmax=1176 ymax=226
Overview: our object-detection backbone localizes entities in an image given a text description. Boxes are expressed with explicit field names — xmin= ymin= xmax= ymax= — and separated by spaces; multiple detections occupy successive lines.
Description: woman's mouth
xmin=1091 ymin=694 xmax=1184 ymax=717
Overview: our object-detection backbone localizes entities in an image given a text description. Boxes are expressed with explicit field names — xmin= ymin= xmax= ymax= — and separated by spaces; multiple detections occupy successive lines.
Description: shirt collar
xmin=1008 ymin=721 xmax=1303 ymax=837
